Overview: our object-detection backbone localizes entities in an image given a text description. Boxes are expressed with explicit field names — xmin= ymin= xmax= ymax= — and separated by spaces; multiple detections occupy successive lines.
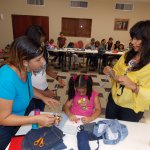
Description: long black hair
xmin=125 ymin=20 xmax=150 ymax=71
xmin=68 ymin=74 xmax=93 ymax=100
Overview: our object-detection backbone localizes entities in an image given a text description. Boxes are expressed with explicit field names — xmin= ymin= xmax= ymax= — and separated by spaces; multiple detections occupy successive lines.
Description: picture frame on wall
xmin=114 ymin=18 xmax=129 ymax=31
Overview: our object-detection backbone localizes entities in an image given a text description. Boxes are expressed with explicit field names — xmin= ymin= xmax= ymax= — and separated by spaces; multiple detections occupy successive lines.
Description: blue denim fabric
xmin=77 ymin=131 xmax=91 ymax=150
xmin=22 ymin=126 xmax=66 ymax=150
xmin=93 ymin=119 xmax=128 ymax=145
xmin=51 ymin=142 xmax=67 ymax=150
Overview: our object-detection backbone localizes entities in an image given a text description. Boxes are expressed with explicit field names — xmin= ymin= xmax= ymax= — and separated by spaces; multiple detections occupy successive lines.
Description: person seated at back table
xmin=113 ymin=40 xmax=121 ymax=50
xmin=119 ymin=43 xmax=125 ymax=52
xmin=74 ymin=40 xmax=84 ymax=67
xmin=99 ymin=39 xmax=107 ymax=52
xmin=106 ymin=37 xmax=114 ymax=51
xmin=85 ymin=38 xmax=96 ymax=67
xmin=110 ymin=40 xmax=122 ymax=65
xmin=46 ymin=39 xmax=57 ymax=64
xmin=92 ymin=40 xmax=100 ymax=69
xmin=67 ymin=42 xmax=79 ymax=70
xmin=76 ymin=40 xmax=84 ymax=49
xmin=98 ymin=39 xmax=107 ymax=66
xmin=64 ymin=74 xmax=101 ymax=123
xmin=47 ymin=38 xmax=57 ymax=50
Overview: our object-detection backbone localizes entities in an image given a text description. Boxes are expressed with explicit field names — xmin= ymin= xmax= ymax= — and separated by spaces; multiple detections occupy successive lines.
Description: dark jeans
xmin=90 ymin=54 xmax=98 ymax=68
xmin=77 ymin=131 xmax=90 ymax=150
xmin=106 ymin=93 xmax=144 ymax=122
xmin=0 ymin=126 xmax=19 ymax=150
xmin=58 ymin=52 xmax=66 ymax=69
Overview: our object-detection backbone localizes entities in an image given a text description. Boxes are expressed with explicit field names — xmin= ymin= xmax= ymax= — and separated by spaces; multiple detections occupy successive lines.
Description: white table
xmin=49 ymin=48 xmax=98 ymax=54
xmin=105 ymin=51 xmax=124 ymax=55
xmin=49 ymin=48 xmax=124 ymax=55
xmin=6 ymin=112 xmax=150 ymax=150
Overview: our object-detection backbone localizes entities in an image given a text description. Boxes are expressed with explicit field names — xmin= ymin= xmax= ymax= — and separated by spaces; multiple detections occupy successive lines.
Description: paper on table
xmin=60 ymin=116 xmax=83 ymax=135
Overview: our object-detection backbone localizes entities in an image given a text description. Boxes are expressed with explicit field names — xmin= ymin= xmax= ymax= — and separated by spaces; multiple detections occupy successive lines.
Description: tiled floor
xmin=45 ymin=63 xmax=150 ymax=123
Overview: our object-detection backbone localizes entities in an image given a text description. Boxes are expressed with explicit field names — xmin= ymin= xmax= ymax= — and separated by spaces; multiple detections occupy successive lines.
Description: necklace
xmin=128 ymin=59 xmax=137 ymax=68
xmin=126 ymin=59 xmax=137 ymax=73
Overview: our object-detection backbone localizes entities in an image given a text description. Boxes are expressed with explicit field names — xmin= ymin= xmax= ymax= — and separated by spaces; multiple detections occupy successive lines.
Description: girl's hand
xmin=36 ymin=114 xmax=55 ymax=127
xmin=103 ymin=66 xmax=113 ymax=75
xmin=117 ymin=75 xmax=136 ymax=90
xmin=69 ymin=115 xmax=79 ymax=123
xmin=42 ymin=97 xmax=60 ymax=108
xmin=81 ymin=117 xmax=92 ymax=124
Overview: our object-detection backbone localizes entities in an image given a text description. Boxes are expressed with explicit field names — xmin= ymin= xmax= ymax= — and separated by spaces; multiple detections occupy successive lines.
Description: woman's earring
xmin=26 ymin=66 xmax=30 ymax=72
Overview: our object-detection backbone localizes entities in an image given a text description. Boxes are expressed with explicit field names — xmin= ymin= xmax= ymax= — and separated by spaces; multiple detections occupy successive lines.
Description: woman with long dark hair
xmin=103 ymin=20 xmax=150 ymax=122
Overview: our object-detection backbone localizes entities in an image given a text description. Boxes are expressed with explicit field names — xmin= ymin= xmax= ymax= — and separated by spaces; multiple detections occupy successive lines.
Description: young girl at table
xmin=64 ymin=74 xmax=101 ymax=124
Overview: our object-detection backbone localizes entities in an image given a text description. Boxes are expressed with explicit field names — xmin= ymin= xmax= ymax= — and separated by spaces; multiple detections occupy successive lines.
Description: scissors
xmin=34 ymin=137 xmax=44 ymax=147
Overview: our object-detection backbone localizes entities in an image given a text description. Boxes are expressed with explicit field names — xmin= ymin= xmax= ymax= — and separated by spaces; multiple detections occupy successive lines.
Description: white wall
xmin=0 ymin=0 xmax=150 ymax=48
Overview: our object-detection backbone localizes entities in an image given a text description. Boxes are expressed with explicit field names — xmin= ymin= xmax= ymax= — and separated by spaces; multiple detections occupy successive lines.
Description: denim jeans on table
xmin=93 ymin=119 xmax=128 ymax=145
xmin=0 ymin=125 xmax=19 ymax=150
xmin=77 ymin=131 xmax=90 ymax=150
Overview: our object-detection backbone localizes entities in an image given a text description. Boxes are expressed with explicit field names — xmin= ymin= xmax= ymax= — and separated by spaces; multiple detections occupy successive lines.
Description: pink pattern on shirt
xmin=71 ymin=91 xmax=98 ymax=116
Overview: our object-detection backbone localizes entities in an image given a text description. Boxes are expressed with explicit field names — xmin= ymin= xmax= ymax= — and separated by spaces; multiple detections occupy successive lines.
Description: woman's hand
xmin=42 ymin=97 xmax=60 ymax=108
xmin=35 ymin=114 xmax=55 ymax=127
xmin=43 ymin=90 xmax=56 ymax=98
xmin=81 ymin=117 xmax=92 ymax=124
xmin=103 ymin=66 xmax=113 ymax=75
xmin=103 ymin=66 xmax=118 ymax=81
xmin=117 ymin=75 xmax=136 ymax=90
xmin=57 ymin=77 xmax=65 ymax=87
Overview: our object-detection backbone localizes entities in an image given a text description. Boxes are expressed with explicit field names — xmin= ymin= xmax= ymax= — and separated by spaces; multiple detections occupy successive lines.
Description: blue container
xmin=32 ymin=109 xmax=40 ymax=129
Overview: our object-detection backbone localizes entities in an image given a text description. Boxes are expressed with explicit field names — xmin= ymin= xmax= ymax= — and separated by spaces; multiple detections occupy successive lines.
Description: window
xmin=70 ymin=0 xmax=88 ymax=8
xmin=62 ymin=17 xmax=92 ymax=37
xmin=27 ymin=0 xmax=44 ymax=5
